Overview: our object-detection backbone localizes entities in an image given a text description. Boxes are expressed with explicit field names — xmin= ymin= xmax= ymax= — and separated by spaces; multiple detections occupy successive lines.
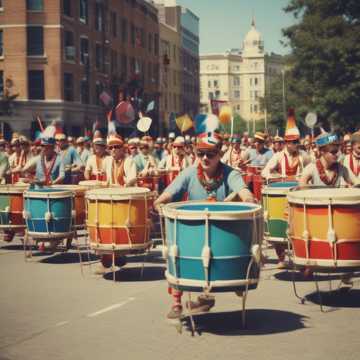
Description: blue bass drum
xmin=162 ymin=202 xmax=263 ymax=292
xmin=23 ymin=188 xmax=74 ymax=238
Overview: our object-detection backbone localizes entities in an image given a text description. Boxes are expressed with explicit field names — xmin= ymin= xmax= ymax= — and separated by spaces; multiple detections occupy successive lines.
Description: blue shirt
xmin=35 ymin=154 xmax=65 ymax=183
xmin=246 ymin=148 xmax=273 ymax=166
xmin=60 ymin=146 xmax=82 ymax=184
xmin=165 ymin=164 xmax=246 ymax=201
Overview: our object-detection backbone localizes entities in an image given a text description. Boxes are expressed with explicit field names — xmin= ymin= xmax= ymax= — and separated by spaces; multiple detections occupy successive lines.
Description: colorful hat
xmin=93 ymin=131 xmax=106 ymax=145
xmin=41 ymin=137 xmax=56 ymax=146
xmin=128 ymin=137 xmax=140 ymax=146
xmin=274 ymin=135 xmax=284 ymax=143
xmin=168 ymin=132 xmax=176 ymax=139
xmin=107 ymin=134 xmax=124 ymax=147
xmin=76 ymin=137 xmax=85 ymax=144
xmin=231 ymin=136 xmax=241 ymax=144
xmin=195 ymin=114 xmax=223 ymax=149
xmin=284 ymin=108 xmax=300 ymax=141
xmin=55 ymin=133 xmax=66 ymax=141
xmin=173 ymin=136 xmax=185 ymax=147
xmin=254 ymin=131 xmax=266 ymax=142
xmin=315 ymin=132 xmax=339 ymax=147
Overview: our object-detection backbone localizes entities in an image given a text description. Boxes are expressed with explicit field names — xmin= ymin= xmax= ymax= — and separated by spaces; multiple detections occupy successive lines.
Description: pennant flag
xmin=195 ymin=114 xmax=220 ymax=135
xmin=115 ymin=101 xmax=135 ymax=124
xmin=37 ymin=116 xmax=45 ymax=132
xmin=99 ymin=91 xmax=113 ymax=107
xmin=210 ymin=99 xmax=227 ymax=116
xmin=41 ymin=120 xmax=63 ymax=138
xmin=107 ymin=110 xmax=117 ymax=135
xmin=146 ymin=100 xmax=155 ymax=113
xmin=176 ymin=114 xmax=193 ymax=133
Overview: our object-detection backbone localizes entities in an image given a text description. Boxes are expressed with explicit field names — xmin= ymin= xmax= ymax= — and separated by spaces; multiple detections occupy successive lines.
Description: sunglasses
xmin=287 ymin=140 xmax=300 ymax=145
xmin=196 ymin=151 xmax=218 ymax=159
xmin=140 ymin=146 xmax=149 ymax=150
xmin=328 ymin=150 xmax=339 ymax=155
xmin=108 ymin=145 xmax=122 ymax=150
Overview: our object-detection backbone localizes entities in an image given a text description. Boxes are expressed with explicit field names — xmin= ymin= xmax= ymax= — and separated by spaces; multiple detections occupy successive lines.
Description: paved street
xmin=1 ymin=235 xmax=359 ymax=360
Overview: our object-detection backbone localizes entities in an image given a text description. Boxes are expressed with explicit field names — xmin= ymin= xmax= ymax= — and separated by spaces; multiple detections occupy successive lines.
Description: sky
xmin=175 ymin=0 xmax=296 ymax=55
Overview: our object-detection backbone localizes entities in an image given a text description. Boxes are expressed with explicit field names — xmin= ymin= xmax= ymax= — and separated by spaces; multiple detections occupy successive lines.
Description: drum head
xmin=0 ymin=184 xmax=29 ymax=194
xmin=50 ymin=185 xmax=87 ymax=194
xmin=163 ymin=201 xmax=262 ymax=220
xmin=24 ymin=187 xmax=73 ymax=199
xmin=288 ymin=187 xmax=360 ymax=205
xmin=262 ymin=181 xmax=298 ymax=195
xmin=86 ymin=187 xmax=150 ymax=200
xmin=79 ymin=180 xmax=107 ymax=188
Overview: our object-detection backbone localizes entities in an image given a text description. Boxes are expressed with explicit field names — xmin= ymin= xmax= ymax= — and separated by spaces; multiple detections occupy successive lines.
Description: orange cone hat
xmin=284 ymin=108 xmax=300 ymax=141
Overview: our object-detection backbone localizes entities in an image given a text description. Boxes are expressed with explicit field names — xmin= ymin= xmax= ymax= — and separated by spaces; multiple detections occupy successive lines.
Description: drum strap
xmin=41 ymin=154 xmax=57 ymax=185
xmin=316 ymin=159 xmax=339 ymax=186
xmin=112 ymin=158 xmax=125 ymax=185
xmin=350 ymin=154 xmax=360 ymax=176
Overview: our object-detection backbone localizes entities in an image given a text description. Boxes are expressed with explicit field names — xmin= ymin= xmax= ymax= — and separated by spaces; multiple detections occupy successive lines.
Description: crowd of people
xmin=1 ymin=113 xmax=360 ymax=319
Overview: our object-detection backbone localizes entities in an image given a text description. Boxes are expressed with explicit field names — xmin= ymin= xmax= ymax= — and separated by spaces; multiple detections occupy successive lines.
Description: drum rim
xmin=162 ymin=200 xmax=262 ymax=220
xmin=50 ymin=185 xmax=87 ymax=193
xmin=24 ymin=189 xmax=74 ymax=199
xmin=287 ymin=186 xmax=360 ymax=205
xmin=262 ymin=183 xmax=298 ymax=195
xmin=78 ymin=180 xmax=108 ymax=187
xmin=86 ymin=186 xmax=150 ymax=200
xmin=0 ymin=184 xmax=29 ymax=194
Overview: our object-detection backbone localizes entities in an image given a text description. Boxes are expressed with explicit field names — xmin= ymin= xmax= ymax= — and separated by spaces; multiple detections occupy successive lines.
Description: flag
xmin=107 ymin=110 xmax=117 ymax=135
xmin=115 ymin=101 xmax=135 ymax=124
xmin=99 ymin=91 xmax=113 ymax=107
xmin=169 ymin=112 xmax=177 ymax=132
xmin=176 ymin=114 xmax=193 ymax=133
xmin=146 ymin=100 xmax=155 ymax=113
xmin=210 ymin=99 xmax=227 ymax=116
xmin=37 ymin=116 xmax=45 ymax=132
xmin=92 ymin=117 xmax=101 ymax=134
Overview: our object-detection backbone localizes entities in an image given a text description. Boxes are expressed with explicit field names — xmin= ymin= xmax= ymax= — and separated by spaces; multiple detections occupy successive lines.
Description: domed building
xmin=200 ymin=19 xmax=284 ymax=127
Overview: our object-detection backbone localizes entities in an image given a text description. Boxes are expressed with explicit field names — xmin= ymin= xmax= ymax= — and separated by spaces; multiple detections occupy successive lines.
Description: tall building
xmin=154 ymin=1 xmax=182 ymax=134
xmin=200 ymin=20 xmax=284 ymax=124
xmin=0 ymin=0 xmax=160 ymax=138
xmin=153 ymin=0 xmax=200 ymax=126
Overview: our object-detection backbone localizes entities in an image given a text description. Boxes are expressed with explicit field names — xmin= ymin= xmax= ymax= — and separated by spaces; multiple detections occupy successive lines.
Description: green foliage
xmin=221 ymin=113 xmax=248 ymax=135
xmin=280 ymin=0 xmax=360 ymax=132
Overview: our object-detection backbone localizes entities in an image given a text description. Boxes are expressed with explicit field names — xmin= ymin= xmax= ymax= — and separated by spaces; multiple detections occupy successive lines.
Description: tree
xmin=282 ymin=0 xmax=360 ymax=132
xmin=221 ymin=113 xmax=248 ymax=136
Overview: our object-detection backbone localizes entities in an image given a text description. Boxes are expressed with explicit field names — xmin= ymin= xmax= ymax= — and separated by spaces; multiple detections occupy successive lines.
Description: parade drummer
xmin=159 ymin=136 xmax=191 ymax=174
xmin=8 ymin=135 xmax=29 ymax=184
xmin=299 ymin=132 xmax=360 ymax=187
xmin=342 ymin=132 xmax=360 ymax=180
xmin=127 ymin=137 xmax=139 ymax=159
xmin=222 ymin=136 xmax=246 ymax=170
xmin=242 ymin=131 xmax=273 ymax=167
xmin=153 ymin=137 xmax=167 ymax=162
xmin=84 ymin=133 xmax=108 ymax=181
xmin=34 ymin=137 xmax=64 ymax=186
xmin=0 ymin=144 xmax=9 ymax=184
xmin=184 ymin=137 xmax=196 ymax=165
xmin=272 ymin=135 xmax=284 ymax=153
xmin=262 ymin=111 xmax=311 ymax=180
xmin=104 ymin=134 xmax=137 ymax=186
xmin=154 ymin=122 xmax=256 ymax=319
xmin=76 ymin=137 xmax=91 ymax=165
xmin=133 ymin=138 xmax=158 ymax=176
xmin=56 ymin=134 xmax=83 ymax=184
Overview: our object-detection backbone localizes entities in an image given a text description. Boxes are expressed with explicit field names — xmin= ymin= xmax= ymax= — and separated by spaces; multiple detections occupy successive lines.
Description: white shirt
xmin=85 ymin=154 xmax=109 ymax=178
xmin=104 ymin=156 xmax=137 ymax=186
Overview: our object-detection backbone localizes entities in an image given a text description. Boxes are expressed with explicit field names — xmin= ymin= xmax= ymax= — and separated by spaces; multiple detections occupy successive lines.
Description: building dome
xmin=242 ymin=18 xmax=264 ymax=57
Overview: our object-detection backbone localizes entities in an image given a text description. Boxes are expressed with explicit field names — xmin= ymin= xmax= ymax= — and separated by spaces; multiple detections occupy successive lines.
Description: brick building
xmin=0 ymin=0 xmax=160 ymax=139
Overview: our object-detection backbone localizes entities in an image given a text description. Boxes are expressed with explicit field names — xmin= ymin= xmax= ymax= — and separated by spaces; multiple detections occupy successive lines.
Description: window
xmin=80 ymin=0 xmax=88 ymax=24
xmin=63 ymin=0 xmax=71 ymax=17
xmin=233 ymin=76 xmax=240 ymax=86
xmin=237 ymin=105 xmax=240 ymax=110
xmin=254 ymin=77 xmax=258 ymax=86
xmin=148 ymin=62 xmax=152 ymax=85
xmin=148 ymin=33 xmax=152 ymax=53
xmin=111 ymin=50 xmax=117 ymax=73
xmin=208 ymin=80 xmax=211 ymax=88
xmin=95 ymin=3 xmax=104 ymax=32
xmin=95 ymin=44 xmax=102 ymax=70
xmin=254 ymin=90 xmax=258 ymax=99
xmin=254 ymin=104 xmax=258 ymax=113
xmin=64 ymin=31 xmax=75 ymax=61
xmin=27 ymin=26 xmax=43 ymax=56
xmin=208 ymin=92 xmax=214 ymax=100
xmin=154 ymin=34 xmax=159 ymax=56
xmin=173 ymin=45 xmax=176 ymax=62
xmin=64 ymin=73 xmax=74 ymax=101
xmin=26 ymin=0 xmax=43 ymax=11
xmin=121 ymin=55 xmax=127 ymax=77
xmin=111 ymin=12 xmax=117 ymax=37
xmin=80 ymin=79 xmax=89 ymax=104
xmin=0 ymin=71 xmax=3 ymax=97
xmin=28 ymin=70 xmax=44 ymax=99
xmin=250 ymin=78 xmax=253 ymax=86
xmin=0 ymin=30 xmax=3 ymax=57
xmin=250 ymin=104 xmax=253 ymax=113
xmin=130 ymin=23 xmax=135 ymax=46
xmin=234 ymin=90 xmax=240 ymax=98
xmin=95 ymin=82 xmax=103 ymax=105
xmin=215 ymin=90 xmax=220 ymax=99
xmin=0 ymin=0 xmax=3 ymax=9
xmin=121 ymin=18 xmax=128 ymax=43
xmin=214 ymin=80 xmax=218 ymax=87
xmin=80 ymin=37 xmax=89 ymax=65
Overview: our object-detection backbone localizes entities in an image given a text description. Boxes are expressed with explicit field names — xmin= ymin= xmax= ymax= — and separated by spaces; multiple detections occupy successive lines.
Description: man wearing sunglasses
xmin=84 ymin=132 xmax=108 ymax=181
xmin=242 ymin=131 xmax=273 ymax=167
xmin=104 ymin=134 xmax=137 ymax=186
xmin=154 ymin=130 xmax=255 ymax=319
xmin=342 ymin=132 xmax=360 ymax=180
xmin=134 ymin=138 xmax=158 ymax=177
xmin=300 ymin=132 xmax=359 ymax=187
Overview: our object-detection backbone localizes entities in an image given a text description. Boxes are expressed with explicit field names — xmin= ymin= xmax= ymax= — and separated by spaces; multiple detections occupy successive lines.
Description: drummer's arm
xmin=238 ymin=188 xmax=256 ymax=203
xmin=154 ymin=192 xmax=172 ymax=211
xmin=299 ymin=164 xmax=313 ymax=187
xmin=261 ymin=154 xmax=278 ymax=179
xmin=343 ymin=166 xmax=359 ymax=187
xmin=227 ymin=169 xmax=256 ymax=203
xmin=125 ymin=159 xmax=138 ymax=187
xmin=84 ymin=158 xmax=92 ymax=180
xmin=52 ymin=161 xmax=65 ymax=185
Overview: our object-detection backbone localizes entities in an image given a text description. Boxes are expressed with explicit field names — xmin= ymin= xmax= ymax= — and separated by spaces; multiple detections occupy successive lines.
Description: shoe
xmin=277 ymin=261 xmax=287 ymax=269
xmin=115 ymin=256 xmax=127 ymax=268
xmin=186 ymin=295 xmax=215 ymax=314
xmin=167 ymin=305 xmax=183 ymax=319
xmin=94 ymin=263 xmax=108 ymax=275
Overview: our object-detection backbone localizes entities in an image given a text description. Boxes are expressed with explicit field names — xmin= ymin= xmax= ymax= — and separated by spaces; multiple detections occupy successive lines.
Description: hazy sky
xmin=176 ymin=0 xmax=296 ymax=55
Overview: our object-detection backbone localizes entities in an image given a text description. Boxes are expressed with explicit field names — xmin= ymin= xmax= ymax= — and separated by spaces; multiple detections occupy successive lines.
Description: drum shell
xmin=86 ymin=188 xmax=151 ymax=252
xmin=288 ymin=188 xmax=360 ymax=268
xmin=137 ymin=176 xmax=159 ymax=192
xmin=24 ymin=189 xmax=73 ymax=237
xmin=0 ymin=186 xmax=28 ymax=230
xmin=163 ymin=202 xmax=263 ymax=292
xmin=262 ymin=181 xmax=298 ymax=243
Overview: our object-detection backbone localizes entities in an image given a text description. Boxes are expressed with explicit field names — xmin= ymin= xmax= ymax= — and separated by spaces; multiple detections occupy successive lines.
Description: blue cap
xmin=315 ymin=133 xmax=338 ymax=147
